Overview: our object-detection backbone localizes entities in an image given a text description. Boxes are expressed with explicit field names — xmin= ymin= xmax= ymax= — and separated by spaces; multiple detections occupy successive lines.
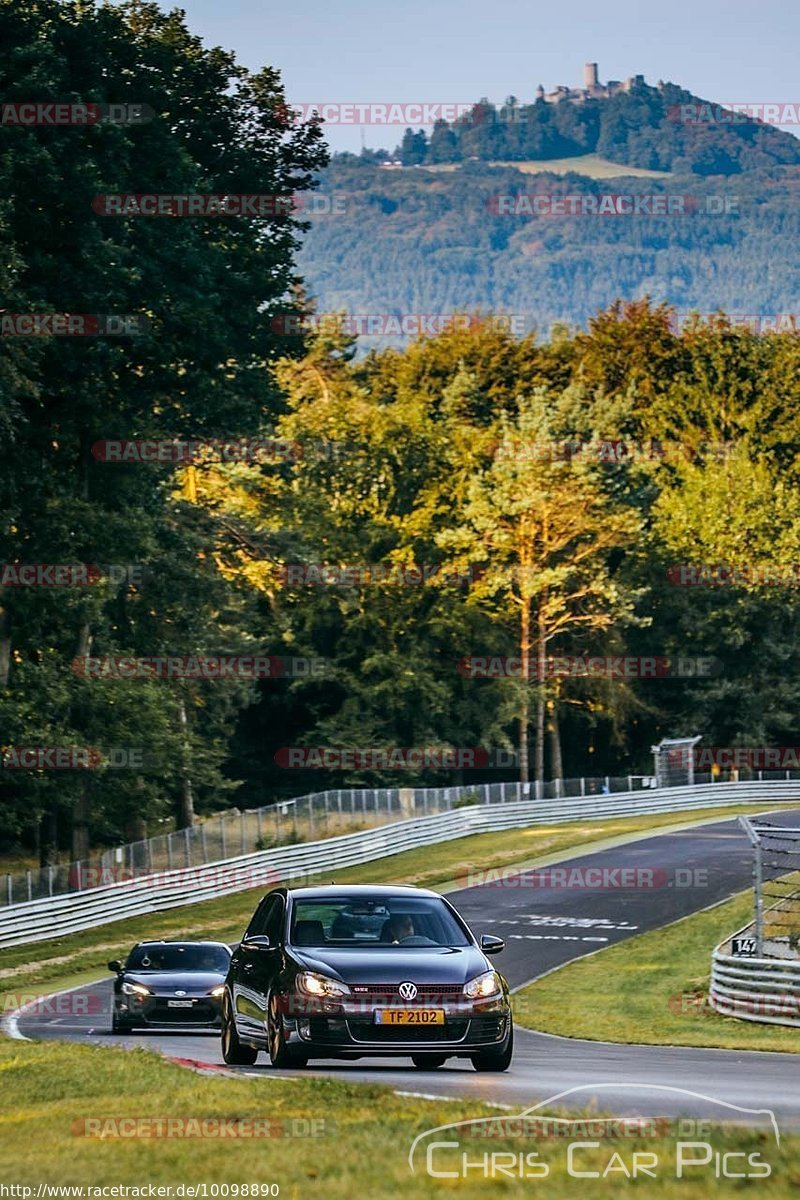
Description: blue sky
xmin=176 ymin=0 xmax=800 ymax=153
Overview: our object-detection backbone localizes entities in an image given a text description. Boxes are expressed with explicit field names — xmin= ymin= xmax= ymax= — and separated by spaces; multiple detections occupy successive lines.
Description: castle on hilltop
xmin=537 ymin=63 xmax=647 ymax=105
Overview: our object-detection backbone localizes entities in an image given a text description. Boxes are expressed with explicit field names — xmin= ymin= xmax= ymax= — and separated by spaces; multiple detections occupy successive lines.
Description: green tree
xmin=0 ymin=0 xmax=327 ymax=859
xmin=438 ymin=388 xmax=643 ymax=783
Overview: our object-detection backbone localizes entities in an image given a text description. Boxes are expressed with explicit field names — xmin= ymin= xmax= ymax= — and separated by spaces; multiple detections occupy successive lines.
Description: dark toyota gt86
xmin=221 ymin=885 xmax=513 ymax=1070
xmin=108 ymin=940 xmax=231 ymax=1031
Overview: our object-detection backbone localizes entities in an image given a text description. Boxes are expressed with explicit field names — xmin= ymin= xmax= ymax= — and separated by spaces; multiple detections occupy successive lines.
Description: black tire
xmin=471 ymin=1022 xmax=513 ymax=1073
xmin=221 ymin=995 xmax=259 ymax=1066
xmin=411 ymin=1054 xmax=447 ymax=1069
xmin=267 ymin=992 xmax=308 ymax=1068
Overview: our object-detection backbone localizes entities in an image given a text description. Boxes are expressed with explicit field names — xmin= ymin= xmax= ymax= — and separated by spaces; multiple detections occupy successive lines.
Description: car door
xmin=232 ymin=893 xmax=284 ymax=1035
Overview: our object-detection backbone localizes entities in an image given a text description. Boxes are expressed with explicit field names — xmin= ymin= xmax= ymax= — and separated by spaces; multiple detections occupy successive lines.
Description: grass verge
xmin=0 ymin=1037 xmax=797 ymax=1194
xmin=513 ymin=890 xmax=800 ymax=1053
xmin=0 ymin=804 xmax=777 ymax=998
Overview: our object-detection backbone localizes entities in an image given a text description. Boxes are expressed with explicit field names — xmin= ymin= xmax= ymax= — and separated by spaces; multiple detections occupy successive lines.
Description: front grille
xmin=347 ymin=1019 xmax=468 ymax=1043
xmin=146 ymin=999 xmax=218 ymax=1025
xmin=349 ymin=983 xmax=464 ymax=1001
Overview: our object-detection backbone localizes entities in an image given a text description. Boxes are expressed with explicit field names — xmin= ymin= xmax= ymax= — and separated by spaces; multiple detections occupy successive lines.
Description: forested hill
xmin=296 ymin=161 xmax=800 ymax=342
xmin=351 ymin=82 xmax=800 ymax=175
xmin=299 ymin=80 xmax=800 ymax=344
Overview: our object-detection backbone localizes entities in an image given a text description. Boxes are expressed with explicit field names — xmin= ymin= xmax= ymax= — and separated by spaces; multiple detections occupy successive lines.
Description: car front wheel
xmin=471 ymin=1023 xmax=513 ymax=1072
xmin=221 ymin=995 xmax=259 ymax=1066
xmin=111 ymin=1011 xmax=136 ymax=1033
xmin=267 ymin=992 xmax=308 ymax=1069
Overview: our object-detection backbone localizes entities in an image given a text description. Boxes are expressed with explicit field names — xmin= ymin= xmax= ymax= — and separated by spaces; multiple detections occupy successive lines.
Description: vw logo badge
xmin=174 ymin=990 xmax=186 ymax=996
xmin=398 ymin=981 xmax=418 ymax=1001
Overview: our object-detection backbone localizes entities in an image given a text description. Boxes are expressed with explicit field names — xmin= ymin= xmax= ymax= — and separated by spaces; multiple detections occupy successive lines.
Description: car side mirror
xmin=241 ymin=935 xmax=271 ymax=952
xmin=480 ymin=935 xmax=505 ymax=955
xmin=107 ymin=960 xmax=122 ymax=973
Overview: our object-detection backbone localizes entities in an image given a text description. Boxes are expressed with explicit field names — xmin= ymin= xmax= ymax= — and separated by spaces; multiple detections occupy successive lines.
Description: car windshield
xmin=290 ymin=897 xmax=470 ymax=948
xmin=126 ymin=944 xmax=230 ymax=972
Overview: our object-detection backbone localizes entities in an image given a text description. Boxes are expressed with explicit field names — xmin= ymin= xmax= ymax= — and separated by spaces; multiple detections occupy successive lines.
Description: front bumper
xmin=281 ymin=995 xmax=511 ymax=1055
xmin=116 ymin=995 xmax=223 ymax=1027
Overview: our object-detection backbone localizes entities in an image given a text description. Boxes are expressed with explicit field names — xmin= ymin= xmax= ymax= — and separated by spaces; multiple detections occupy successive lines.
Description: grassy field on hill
xmin=418 ymin=153 xmax=673 ymax=178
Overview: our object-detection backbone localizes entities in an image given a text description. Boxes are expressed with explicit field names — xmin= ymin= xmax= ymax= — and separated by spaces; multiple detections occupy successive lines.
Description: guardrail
xmin=710 ymin=925 xmax=800 ymax=1028
xmin=3 ymin=774 xmax=657 ymax=906
xmin=7 ymin=768 xmax=799 ymax=907
xmin=2 ymin=778 xmax=800 ymax=950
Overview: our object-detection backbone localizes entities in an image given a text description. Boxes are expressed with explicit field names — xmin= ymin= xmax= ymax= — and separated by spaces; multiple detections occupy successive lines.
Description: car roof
xmin=283 ymin=884 xmax=442 ymax=900
xmin=131 ymin=940 xmax=230 ymax=949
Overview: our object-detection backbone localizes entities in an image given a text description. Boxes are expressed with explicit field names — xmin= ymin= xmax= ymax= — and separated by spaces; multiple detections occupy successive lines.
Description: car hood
xmin=124 ymin=971 xmax=225 ymax=994
xmin=290 ymin=945 xmax=489 ymax=985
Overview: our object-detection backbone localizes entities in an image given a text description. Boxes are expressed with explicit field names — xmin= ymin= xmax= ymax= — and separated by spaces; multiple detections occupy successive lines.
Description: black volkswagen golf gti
xmin=222 ymin=885 xmax=513 ymax=1071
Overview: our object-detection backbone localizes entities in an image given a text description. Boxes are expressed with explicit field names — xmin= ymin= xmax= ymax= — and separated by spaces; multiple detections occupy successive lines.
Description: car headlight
xmin=296 ymin=971 xmax=350 ymax=999
xmin=463 ymin=970 xmax=502 ymax=1000
xmin=208 ymin=985 xmax=226 ymax=998
xmin=121 ymin=982 xmax=152 ymax=998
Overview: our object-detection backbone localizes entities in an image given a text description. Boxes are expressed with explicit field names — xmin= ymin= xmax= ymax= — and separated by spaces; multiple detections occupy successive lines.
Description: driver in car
xmin=386 ymin=914 xmax=415 ymax=942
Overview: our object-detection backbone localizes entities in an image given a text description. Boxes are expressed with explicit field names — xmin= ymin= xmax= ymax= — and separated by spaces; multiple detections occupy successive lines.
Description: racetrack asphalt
xmin=11 ymin=809 xmax=800 ymax=1124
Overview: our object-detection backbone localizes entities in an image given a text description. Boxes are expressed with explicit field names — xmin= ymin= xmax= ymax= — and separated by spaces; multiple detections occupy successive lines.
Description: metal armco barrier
xmin=3 ymin=775 xmax=654 ymax=905
xmin=710 ymin=928 xmax=800 ymax=1028
xmin=2 ymin=779 xmax=799 ymax=949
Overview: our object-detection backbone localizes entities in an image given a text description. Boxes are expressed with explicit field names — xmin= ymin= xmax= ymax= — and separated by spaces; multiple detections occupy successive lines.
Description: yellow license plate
xmin=375 ymin=1009 xmax=445 ymax=1025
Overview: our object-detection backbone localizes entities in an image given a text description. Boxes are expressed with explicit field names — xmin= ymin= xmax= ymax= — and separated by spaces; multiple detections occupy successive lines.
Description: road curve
xmin=12 ymin=810 xmax=800 ymax=1123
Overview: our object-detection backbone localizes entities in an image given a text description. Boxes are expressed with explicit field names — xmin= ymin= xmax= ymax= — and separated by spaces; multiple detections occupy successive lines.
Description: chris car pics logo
xmin=408 ymin=1085 xmax=779 ymax=1181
